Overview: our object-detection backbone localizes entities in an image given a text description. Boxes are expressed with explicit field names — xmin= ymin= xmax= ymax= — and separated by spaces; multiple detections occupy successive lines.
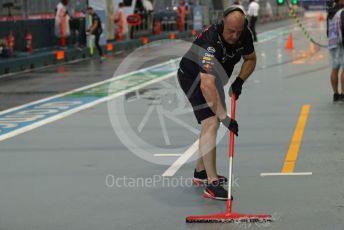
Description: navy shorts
xmin=177 ymin=68 xmax=226 ymax=124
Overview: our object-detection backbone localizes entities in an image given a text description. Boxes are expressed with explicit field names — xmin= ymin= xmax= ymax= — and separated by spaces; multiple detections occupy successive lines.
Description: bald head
xmin=224 ymin=11 xmax=245 ymax=28
xmin=222 ymin=11 xmax=246 ymax=44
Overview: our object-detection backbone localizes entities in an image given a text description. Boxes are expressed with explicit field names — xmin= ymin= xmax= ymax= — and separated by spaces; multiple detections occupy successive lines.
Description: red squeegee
xmin=186 ymin=95 xmax=272 ymax=223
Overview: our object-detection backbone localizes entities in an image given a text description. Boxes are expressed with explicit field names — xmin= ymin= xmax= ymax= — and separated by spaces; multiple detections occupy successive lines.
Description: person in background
xmin=114 ymin=3 xmax=128 ymax=40
xmin=327 ymin=0 xmax=344 ymax=101
xmin=247 ymin=0 xmax=259 ymax=42
xmin=0 ymin=38 xmax=11 ymax=57
xmin=142 ymin=0 xmax=153 ymax=13
xmin=265 ymin=1 xmax=273 ymax=20
xmin=0 ymin=39 xmax=3 ymax=56
xmin=86 ymin=6 xmax=105 ymax=60
xmin=55 ymin=0 xmax=71 ymax=47
xmin=142 ymin=0 xmax=154 ymax=30
xmin=69 ymin=8 xmax=80 ymax=47
xmin=178 ymin=0 xmax=188 ymax=32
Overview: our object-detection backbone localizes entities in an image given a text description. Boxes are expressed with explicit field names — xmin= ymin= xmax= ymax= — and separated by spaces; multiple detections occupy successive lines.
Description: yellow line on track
xmin=282 ymin=105 xmax=311 ymax=173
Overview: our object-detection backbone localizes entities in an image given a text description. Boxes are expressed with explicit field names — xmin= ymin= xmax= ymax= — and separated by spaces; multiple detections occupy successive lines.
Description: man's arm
xmin=238 ymin=51 xmax=256 ymax=81
xmin=200 ymin=73 xmax=239 ymax=135
xmin=200 ymin=73 xmax=227 ymax=120
xmin=229 ymin=51 xmax=256 ymax=100
xmin=90 ymin=20 xmax=99 ymax=33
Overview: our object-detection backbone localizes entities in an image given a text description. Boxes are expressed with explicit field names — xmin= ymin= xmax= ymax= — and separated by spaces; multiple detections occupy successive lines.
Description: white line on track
xmin=154 ymin=154 xmax=183 ymax=157
xmin=0 ymin=59 xmax=180 ymax=116
xmin=162 ymin=139 xmax=199 ymax=177
xmin=0 ymin=72 xmax=176 ymax=142
xmin=260 ymin=172 xmax=313 ymax=177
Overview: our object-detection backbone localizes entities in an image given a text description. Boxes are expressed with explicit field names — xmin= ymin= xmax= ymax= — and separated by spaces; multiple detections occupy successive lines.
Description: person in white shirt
xmin=142 ymin=0 xmax=153 ymax=12
xmin=247 ymin=0 xmax=259 ymax=42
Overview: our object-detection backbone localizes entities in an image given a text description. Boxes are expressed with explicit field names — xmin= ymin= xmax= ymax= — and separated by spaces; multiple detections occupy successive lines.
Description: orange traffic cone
xmin=142 ymin=37 xmax=149 ymax=45
xmin=285 ymin=33 xmax=293 ymax=49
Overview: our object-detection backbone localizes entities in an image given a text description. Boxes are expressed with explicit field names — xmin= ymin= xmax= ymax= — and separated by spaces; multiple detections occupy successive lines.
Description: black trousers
xmin=249 ymin=16 xmax=258 ymax=42
xmin=94 ymin=33 xmax=103 ymax=56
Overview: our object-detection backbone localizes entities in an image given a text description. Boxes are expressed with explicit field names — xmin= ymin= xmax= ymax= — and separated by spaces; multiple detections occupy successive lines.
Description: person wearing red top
xmin=178 ymin=0 xmax=188 ymax=32
xmin=114 ymin=3 xmax=128 ymax=41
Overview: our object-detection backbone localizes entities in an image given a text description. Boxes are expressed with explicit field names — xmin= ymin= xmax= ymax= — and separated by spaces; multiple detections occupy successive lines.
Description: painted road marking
xmin=260 ymin=105 xmax=312 ymax=177
xmin=0 ymin=59 xmax=179 ymax=116
xmin=0 ymin=72 xmax=177 ymax=142
xmin=282 ymin=105 xmax=311 ymax=173
xmin=0 ymin=58 xmax=180 ymax=142
xmin=154 ymin=154 xmax=183 ymax=157
xmin=162 ymin=139 xmax=199 ymax=177
xmin=260 ymin=172 xmax=312 ymax=177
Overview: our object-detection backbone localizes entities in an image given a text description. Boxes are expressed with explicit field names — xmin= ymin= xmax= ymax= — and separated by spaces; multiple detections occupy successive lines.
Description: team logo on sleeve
xmin=207 ymin=47 xmax=216 ymax=53
xmin=202 ymin=56 xmax=215 ymax=72
xmin=202 ymin=51 xmax=215 ymax=72
xmin=203 ymin=64 xmax=213 ymax=72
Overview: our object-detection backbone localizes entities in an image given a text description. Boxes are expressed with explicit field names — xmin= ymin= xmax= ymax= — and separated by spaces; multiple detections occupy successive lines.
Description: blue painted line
xmin=0 ymin=97 xmax=90 ymax=135
xmin=0 ymin=59 xmax=180 ymax=140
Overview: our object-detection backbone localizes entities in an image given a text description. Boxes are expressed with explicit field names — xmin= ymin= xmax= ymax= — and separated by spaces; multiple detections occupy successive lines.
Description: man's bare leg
xmin=340 ymin=69 xmax=344 ymax=95
xmin=331 ymin=68 xmax=339 ymax=94
xmin=199 ymin=116 xmax=220 ymax=184
xmin=195 ymin=157 xmax=205 ymax=172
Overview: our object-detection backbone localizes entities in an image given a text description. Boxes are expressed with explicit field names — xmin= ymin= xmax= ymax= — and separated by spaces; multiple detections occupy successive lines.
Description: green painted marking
xmin=64 ymin=61 xmax=179 ymax=98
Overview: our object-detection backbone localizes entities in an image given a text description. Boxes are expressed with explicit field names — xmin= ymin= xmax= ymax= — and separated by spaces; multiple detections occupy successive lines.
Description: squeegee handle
xmin=226 ymin=94 xmax=236 ymax=213
xmin=229 ymin=95 xmax=236 ymax=158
